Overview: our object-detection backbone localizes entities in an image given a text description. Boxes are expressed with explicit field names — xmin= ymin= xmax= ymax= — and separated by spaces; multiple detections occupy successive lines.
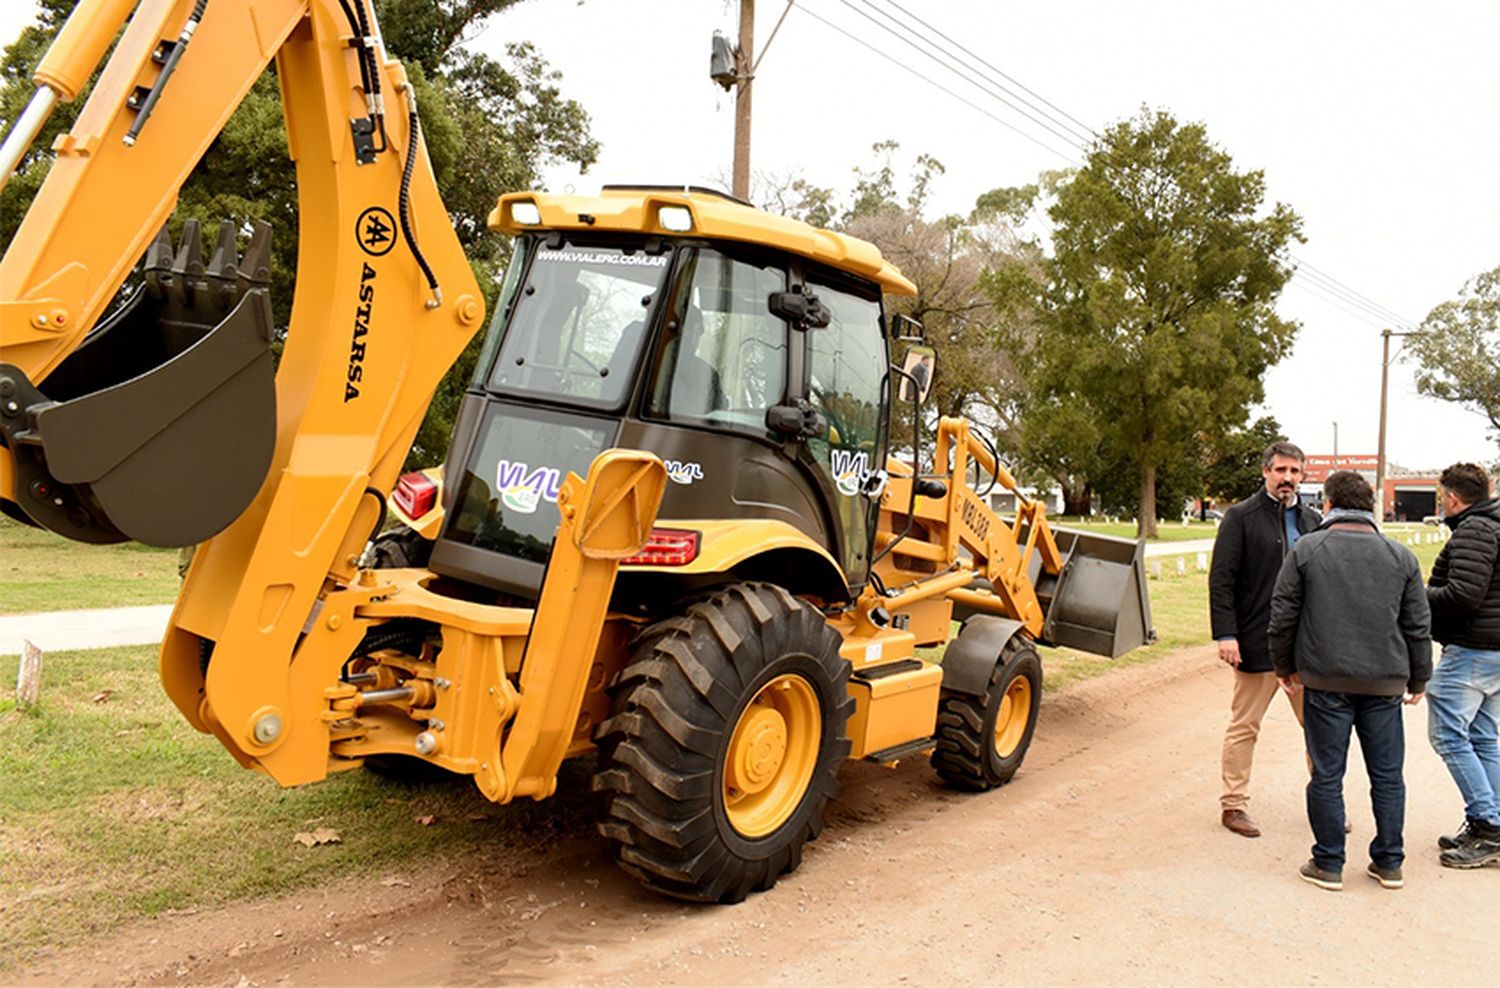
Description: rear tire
xmin=932 ymin=637 xmax=1042 ymax=791
xmin=371 ymin=524 xmax=432 ymax=569
xmin=593 ymin=582 xmax=852 ymax=903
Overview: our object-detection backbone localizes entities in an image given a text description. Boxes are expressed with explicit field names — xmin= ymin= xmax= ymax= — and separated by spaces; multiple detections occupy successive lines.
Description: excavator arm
xmin=0 ymin=0 xmax=484 ymax=765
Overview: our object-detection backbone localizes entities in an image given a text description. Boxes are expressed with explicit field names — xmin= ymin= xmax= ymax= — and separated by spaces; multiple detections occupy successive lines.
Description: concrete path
xmin=1143 ymin=537 xmax=1216 ymax=557
xmin=0 ymin=604 xmax=171 ymax=657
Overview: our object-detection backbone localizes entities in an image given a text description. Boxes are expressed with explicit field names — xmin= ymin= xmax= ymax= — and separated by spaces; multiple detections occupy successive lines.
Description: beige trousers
xmin=1221 ymin=669 xmax=1306 ymax=811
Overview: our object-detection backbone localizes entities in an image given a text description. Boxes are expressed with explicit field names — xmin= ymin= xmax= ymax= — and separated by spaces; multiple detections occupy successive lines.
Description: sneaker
xmin=1299 ymin=859 xmax=1343 ymax=891
xmin=1438 ymin=818 xmax=1478 ymax=850
xmin=1365 ymin=862 xmax=1404 ymax=889
xmin=1438 ymin=822 xmax=1500 ymax=869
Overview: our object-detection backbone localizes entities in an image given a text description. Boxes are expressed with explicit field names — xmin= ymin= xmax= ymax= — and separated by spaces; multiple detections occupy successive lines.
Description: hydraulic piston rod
xmin=0 ymin=87 xmax=59 ymax=196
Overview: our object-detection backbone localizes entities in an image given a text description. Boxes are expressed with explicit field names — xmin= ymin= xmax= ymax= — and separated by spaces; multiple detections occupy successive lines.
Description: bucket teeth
xmin=240 ymin=222 xmax=272 ymax=289
xmin=208 ymin=220 xmax=240 ymax=281
xmin=140 ymin=218 xmax=273 ymax=312
xmin=174 ymin=218 xmax=205 ymax=278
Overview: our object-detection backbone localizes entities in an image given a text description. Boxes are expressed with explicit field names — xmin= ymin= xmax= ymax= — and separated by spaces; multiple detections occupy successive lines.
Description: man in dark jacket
xmin=1268 ymin=470 xmax=1430 ymax=892
xmin=1424 ymin=462 xmax=1500 ymax=869
xmin=1209 ymin=441 xmax=1322 ymax=837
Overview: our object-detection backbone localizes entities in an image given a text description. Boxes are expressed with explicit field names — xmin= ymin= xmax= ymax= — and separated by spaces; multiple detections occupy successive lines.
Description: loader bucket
xmin=1037 ymin=527 xmax=1155 ymax=659
xmin=0 ymin=221 xmax=275 ymax=546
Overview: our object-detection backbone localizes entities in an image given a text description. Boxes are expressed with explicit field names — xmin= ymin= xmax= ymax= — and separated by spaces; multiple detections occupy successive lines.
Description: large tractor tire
xmin=593 ymin=582 xmax=852 ymax=903
xmin=370 ymin=524 xmax=432 ymax=569
xmin=931 ymin=637 xmax=1042 ymax=791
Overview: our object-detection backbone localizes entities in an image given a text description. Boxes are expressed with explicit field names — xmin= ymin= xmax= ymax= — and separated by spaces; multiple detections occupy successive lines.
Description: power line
xmin=1292 ymin=265 xmax=1417 ymax=329
xmin=836 ymin=0 xmax=1092 ymax=155
xmin=869 ymin=0 xmax=1100 ymax=146
xmin=1286 ymin=279 xmax=1393 ymax=331
xmin=791 ymin=4 xmax=1078 ymax=162
xmin=1289 ymin=252 xmax=1418 ymax=328
xmin=797 ymin=2 xmax=1418 ymax=334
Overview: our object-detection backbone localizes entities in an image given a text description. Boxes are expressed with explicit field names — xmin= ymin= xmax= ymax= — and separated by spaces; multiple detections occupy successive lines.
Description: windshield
xmin=485 ymin=241 xmax=670 ymax=408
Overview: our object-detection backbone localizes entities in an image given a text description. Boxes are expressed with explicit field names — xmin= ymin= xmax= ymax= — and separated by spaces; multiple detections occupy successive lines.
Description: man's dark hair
xmin=1324 ymin=470 xmax=1375 ymax=511
xmin=1261 ymin=441 xmax=1305 ymax=469
xmin=1440 ymin=462 xmax=1491 ymax=506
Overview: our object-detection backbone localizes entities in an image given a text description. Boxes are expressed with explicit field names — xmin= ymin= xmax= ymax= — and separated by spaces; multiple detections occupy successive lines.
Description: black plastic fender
xmin=940 ymin=614 xmax=1025 ymax=697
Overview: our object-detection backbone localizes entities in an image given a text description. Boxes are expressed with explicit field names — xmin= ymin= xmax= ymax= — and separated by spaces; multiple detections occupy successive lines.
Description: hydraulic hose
xmin=398 ymin=83 xmax=441 ymax=308
xmin=123 ymin=0 xmax=210 ymax=146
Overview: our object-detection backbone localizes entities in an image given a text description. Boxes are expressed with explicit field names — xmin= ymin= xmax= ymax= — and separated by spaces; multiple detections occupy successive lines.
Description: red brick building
xmin=1301 ymin=454 xmax=1440 ymax=522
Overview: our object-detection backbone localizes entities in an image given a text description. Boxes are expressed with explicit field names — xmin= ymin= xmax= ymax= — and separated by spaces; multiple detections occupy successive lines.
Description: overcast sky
xmin=4 ymin=0 xmax=1496 ymax=472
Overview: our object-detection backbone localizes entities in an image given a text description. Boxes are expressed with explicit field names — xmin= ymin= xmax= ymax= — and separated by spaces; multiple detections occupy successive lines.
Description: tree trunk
xmin=1060 ymin=477 xmax=1092 ymax=516
xmin=1138 ymin=462 xmax=1157 ymax=539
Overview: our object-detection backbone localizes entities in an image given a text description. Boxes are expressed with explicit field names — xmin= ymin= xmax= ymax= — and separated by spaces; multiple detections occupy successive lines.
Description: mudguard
xmin=941 ymin=614 xmax=1025 ymax=697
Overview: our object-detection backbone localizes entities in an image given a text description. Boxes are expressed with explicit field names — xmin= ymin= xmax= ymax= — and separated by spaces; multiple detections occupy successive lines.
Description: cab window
xmin=485 ymin=242 xmax=669 ymax=408
xmin=647 ymin=249 xmax=787 ymax=435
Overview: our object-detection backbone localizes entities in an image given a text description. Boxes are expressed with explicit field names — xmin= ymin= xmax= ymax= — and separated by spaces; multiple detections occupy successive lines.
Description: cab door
xmin=798 ymin=275 xmax=889 ymax=589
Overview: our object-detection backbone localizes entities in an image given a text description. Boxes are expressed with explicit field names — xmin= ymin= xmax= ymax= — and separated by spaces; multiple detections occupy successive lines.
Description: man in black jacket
xmin=1209 ymin=441 xmax=1322 ymax=837
xmin=1268 ymin=471 xmax=1430 ymax=892
xmin=1425 ymin=462 xmax=1500 ymax=869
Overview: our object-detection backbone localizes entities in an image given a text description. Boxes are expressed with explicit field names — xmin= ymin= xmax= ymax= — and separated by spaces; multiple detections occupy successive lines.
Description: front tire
xmin=932 ymin=637 xmax=1043 ymax=790
xmin=593 ymin=583 xmax=852 ymax=903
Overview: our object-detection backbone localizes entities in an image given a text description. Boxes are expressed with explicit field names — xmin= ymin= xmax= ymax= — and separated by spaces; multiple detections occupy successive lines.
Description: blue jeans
xmin=1426 ymin=644 xmax=1500 ymax=826
xmin=1304 ymin=688 xmax=1406 ymax=872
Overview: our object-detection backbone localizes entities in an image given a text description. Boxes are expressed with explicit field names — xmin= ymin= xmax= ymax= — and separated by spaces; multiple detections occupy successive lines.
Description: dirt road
xmin=21 ymin=645 xmax=1495 ymax=986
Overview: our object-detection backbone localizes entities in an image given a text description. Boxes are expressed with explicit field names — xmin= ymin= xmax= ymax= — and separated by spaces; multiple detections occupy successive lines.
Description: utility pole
xmin=732 ymin=0 xmax=755 ymax=200
xmin=1332 ymin=420 xmax=1339 ymax=459
xmin=1376 ymin=327 xmax=1420 ymax=523
xmin=1376 ymin=329 xmax=1392 ymax=523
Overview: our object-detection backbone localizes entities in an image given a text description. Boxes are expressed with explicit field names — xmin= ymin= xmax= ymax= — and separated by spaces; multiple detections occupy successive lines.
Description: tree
xmin=1024 ymin=109 xmax=1302 ymax=537
xmin=1200 ymin=416 xmax=1285 ymax=508
xmin=1407 ymin=265 xmax=1500 ymax=442
xmin=0 ymin=0 xmax=599 ymax=467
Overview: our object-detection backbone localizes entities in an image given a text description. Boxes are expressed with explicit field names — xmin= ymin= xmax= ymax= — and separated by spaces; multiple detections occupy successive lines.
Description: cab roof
xmin=488 ymin=186 xmax=918 ymax=297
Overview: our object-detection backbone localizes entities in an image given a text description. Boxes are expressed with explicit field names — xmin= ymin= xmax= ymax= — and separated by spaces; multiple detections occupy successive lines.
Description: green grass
xmin=0 ymin=642 xmax=592 ymax=968
xmin=1039 ymin=566 xmax=1209 ymax=692
xmin=0 ymin=516 xmax=181 ymax=614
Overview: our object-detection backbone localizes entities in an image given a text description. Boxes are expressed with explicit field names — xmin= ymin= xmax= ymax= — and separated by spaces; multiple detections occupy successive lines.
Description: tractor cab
xmin=423 ymin=187 xmax=917 ymax=607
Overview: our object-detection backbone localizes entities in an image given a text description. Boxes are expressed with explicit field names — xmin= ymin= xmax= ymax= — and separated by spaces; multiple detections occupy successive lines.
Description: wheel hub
xmin=723 ymin=674 xmax=821 ymax=838
xmin=994 ymin=674 xmax=1032 ymax=757
xmin=728 ymin=703 xmax=788 ymax=794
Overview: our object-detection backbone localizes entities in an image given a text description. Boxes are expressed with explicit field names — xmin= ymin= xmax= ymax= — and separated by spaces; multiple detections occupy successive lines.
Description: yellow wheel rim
xmin=723 ymin=673 xmax=821 ymax=838
xmin=993 ymin=674 xmax=1032 ymax=758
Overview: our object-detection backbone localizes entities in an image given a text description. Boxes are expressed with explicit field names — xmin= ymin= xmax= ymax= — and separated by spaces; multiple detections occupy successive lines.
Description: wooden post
xmin=732 ymin=0 xmax=754 ymax=200
xmin=1376 ymin=328 xmax=1391 ymax=524
xmin=17 ymin=639 xmax=43 ymax=707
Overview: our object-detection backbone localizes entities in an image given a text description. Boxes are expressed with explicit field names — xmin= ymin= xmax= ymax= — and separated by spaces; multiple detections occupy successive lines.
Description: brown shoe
xmin=1222 ymin=808 xmax=1261 ymax=838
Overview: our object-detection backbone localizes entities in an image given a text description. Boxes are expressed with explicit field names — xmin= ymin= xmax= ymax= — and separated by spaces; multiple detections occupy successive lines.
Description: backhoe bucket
xmin=1037 ymin=528 xmax=1154 ymax=659
xmin=0 ymin=220 xmax=276 ymax=546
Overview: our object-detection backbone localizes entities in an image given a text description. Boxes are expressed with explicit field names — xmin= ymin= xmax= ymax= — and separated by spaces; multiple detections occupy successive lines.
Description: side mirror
xmin=897 ymin=344 xmax=936 ymax=405
xmin=769 ymin=286 xmax=831 ymax=330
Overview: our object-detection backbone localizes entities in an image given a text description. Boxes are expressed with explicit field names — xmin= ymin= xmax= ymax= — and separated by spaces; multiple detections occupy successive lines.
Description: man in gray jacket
xmin=1268 ymin=471 xmax=1431 ymax=891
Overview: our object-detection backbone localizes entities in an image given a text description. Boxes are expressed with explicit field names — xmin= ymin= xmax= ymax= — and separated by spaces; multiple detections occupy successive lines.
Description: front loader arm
xmin=0 ymin=0 xmax=484 ymax=764
xmin=873 ymin=417 xmax=1153 ymax=658
xmin=874 ymin=417 xmax=1063 ymax=636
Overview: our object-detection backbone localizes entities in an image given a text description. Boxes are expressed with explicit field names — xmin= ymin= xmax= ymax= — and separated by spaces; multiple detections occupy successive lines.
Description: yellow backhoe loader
xmin=0 ymin=0 xmax=1152 ymax=902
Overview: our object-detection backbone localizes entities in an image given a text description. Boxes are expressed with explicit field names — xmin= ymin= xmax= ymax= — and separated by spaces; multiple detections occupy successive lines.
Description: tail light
xmin=393 ymin=471 xmax=438 ymax=519
xmin=621 ymin=528 xmax=701 ymax=566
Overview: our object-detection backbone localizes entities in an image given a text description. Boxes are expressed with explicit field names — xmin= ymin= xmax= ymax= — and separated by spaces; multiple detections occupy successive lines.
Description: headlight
xmin=510 ymin=201 xmax=541 ymax=225
xmin=657 ymin=205 xmax=694 ymax=232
